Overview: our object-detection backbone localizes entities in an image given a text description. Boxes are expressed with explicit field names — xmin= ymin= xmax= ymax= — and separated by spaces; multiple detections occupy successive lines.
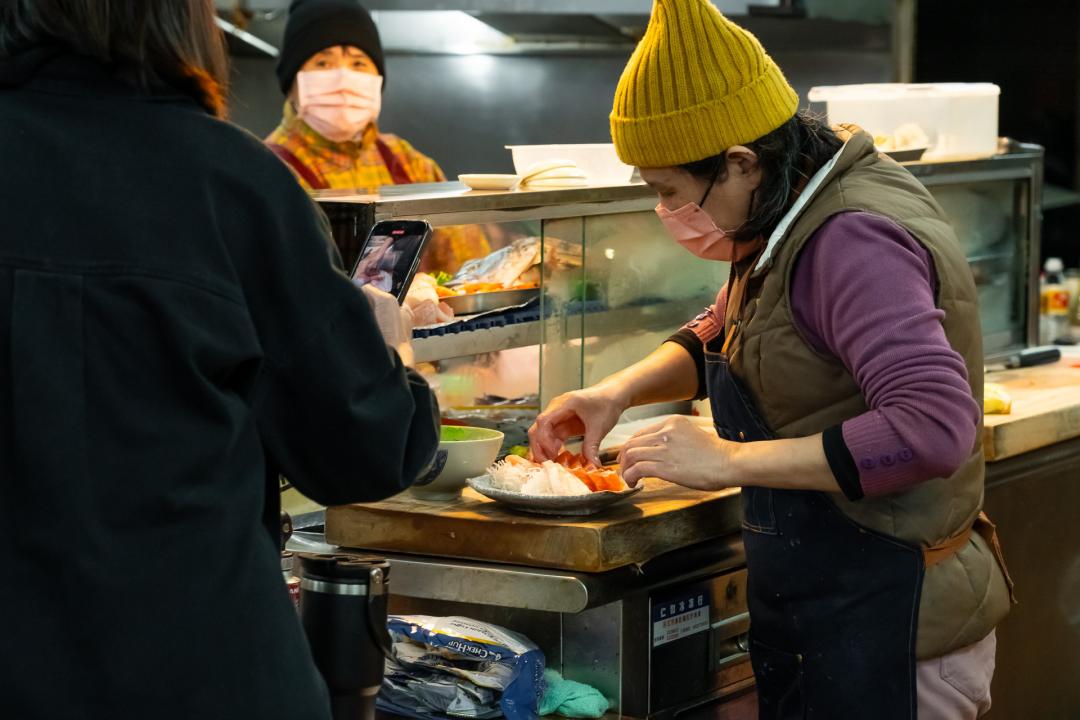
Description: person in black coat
xmin=0 ymin=1 xmax=439 ymax=717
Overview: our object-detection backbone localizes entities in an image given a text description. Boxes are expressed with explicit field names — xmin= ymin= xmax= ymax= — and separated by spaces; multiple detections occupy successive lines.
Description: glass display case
xmin=904 ymin=139 xmax=1043 ymax=358
xmin=316 ymin=140 xmax=1042 ymax=422
xmin=319 ymin=186 xmax=727 ymax=424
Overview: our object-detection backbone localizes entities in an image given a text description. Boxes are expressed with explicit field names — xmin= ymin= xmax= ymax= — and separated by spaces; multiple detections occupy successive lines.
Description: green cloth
xmin=539 ymin=669 xmax=610 ymax=718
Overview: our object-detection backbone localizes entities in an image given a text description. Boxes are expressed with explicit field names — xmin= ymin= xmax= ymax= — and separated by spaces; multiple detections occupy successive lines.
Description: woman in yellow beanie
xmin=530 ymin=1 xmax=1012 ymax=718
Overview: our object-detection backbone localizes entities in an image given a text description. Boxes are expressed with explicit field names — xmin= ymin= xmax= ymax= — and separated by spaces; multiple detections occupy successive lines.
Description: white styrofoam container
xmin=506 ymin=144 xmax=635 ymax=185
xmin=807 ymin=83 xmax=1000 ymax=160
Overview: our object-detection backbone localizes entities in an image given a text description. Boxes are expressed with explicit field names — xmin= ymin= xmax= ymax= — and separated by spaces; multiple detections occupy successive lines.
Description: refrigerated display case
xmin=318 ymin=138 xmax=1043 ymax=388
xmin=319 ymin=184 xmax=727 ymax=413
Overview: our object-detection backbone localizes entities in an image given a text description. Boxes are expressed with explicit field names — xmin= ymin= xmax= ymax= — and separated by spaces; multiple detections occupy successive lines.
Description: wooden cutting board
xmin=325 ymin=478 xmax=742 ymax=573
xmin=983 ymin=360 xmax=1080 ymax=461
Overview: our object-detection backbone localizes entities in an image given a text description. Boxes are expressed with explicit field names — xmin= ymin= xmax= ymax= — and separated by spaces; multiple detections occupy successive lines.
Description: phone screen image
xmin=350 ymin=226 xmax=427 ymax=300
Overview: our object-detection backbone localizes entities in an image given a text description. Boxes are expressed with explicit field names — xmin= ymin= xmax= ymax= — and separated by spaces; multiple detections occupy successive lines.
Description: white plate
xmin=467 ymin=474 xmax=643 ymax=516
xmin=459 ymin=174 xmax=520 ymax=191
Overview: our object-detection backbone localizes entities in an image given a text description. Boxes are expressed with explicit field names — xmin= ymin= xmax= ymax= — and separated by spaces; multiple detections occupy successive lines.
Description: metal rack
xmin=412 ymin=299 xmax=704 ymax=363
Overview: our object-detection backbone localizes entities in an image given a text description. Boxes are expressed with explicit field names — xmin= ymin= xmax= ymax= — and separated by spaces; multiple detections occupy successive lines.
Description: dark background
xmin=917 ymin=0 xmax=1080 ymax=267
xmin=226 ymin=2 xmax=1080 ymax=268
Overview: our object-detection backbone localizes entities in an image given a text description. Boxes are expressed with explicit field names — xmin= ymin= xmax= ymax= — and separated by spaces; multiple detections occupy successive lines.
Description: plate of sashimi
xmin=467 ymin=451 xmax=642 ymax=516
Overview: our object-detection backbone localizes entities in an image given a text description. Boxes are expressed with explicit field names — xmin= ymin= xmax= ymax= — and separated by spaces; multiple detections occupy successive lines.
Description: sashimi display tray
xmin=412 ymin=296 xmax=625 ymax=339
xmin=442 ymin=288 xmax=540 ymax=315
xmin=466 ymin=474 xmax=643 ymax=516
xmin=412 ymin=295 xmax=544 ymax=339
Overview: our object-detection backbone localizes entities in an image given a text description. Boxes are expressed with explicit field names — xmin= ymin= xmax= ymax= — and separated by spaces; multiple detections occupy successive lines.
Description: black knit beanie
xmin=275 ymin=0 xmax=385 ymax=94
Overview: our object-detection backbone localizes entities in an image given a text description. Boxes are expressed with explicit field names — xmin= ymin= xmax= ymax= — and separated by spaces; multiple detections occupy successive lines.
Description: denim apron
xmin=708 ymin=268 xmax=923 ymax=719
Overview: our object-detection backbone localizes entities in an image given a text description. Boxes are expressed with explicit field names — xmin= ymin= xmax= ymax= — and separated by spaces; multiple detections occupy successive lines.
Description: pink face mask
xmin=655 ymin=201 xmax=756 ymax=262
xmin=296 ymin=69 xmax=383 ymax=143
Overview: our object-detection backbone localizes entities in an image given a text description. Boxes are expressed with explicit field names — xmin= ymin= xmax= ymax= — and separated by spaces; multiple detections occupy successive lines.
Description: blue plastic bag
xmin=379 ymin=615 xmax=546 ymax=720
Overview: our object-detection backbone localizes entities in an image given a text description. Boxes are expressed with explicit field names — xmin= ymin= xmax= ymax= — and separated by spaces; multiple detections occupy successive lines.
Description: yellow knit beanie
xmin=611 ymin=0 xmax=799 ymax=168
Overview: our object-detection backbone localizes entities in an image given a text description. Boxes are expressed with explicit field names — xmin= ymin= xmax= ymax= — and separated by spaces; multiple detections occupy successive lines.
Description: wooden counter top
xmin=983 ymin=357 xmax=1080 ymax=461
xmin=327 ymin=358 xmax=1078 ymax=572
xmin=325 ymin=478 xmax=741 ymax=573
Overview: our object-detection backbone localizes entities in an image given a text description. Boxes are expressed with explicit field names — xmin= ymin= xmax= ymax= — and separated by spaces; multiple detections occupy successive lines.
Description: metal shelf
xmin=1042 ymin=183 xmax=1080 ymax=211
xmin=414 ymin=317 xmax=541 ymax=363
xmin=413 ymin=299 xmax=703 ymax=363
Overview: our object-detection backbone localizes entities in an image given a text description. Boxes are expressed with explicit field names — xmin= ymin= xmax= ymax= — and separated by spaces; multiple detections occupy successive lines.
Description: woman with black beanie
xmin=266 ymin=0 xmax=490 ymax=272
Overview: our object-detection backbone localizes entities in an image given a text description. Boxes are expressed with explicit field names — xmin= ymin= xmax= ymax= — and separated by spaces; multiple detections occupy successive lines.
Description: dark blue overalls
xmin=708 ymin=269 xmax=924 ymax=719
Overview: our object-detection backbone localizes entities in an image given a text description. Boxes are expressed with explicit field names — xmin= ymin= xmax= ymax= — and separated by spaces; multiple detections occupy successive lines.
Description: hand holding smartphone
xmin=360 ymin=285 xmax=415 ymax=367
xmin=349 ymin=220 xmax=432 ymax=304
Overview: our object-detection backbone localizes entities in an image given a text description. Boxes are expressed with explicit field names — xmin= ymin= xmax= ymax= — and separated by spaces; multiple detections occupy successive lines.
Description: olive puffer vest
xmin=726 ymin=127 xmax=1010 ymax=658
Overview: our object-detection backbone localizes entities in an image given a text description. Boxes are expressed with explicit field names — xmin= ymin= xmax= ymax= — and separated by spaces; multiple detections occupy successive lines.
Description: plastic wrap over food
xmin=406 ymin=273 xmax=455 ymax=326
xmin=448 ymin=237 xmax=580 ymax=289
xmin=378 ymin=615 xmax=546 ymax=720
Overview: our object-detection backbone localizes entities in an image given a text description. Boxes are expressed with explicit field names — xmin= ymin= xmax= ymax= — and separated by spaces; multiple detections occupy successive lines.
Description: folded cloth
xmin=539 ymin=670 xmax=609 ymax=718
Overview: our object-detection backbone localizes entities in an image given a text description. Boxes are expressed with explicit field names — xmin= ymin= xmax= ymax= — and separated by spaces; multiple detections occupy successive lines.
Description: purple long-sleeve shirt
xmin=678 ymin=211 xmax=981 ymax=498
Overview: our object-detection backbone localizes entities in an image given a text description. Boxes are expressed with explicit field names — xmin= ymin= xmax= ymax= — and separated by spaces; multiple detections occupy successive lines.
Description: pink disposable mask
xmin=655 ymin=202 xmax=755 ymax=262
xmin=296 ymin=69 xmax=383 ymax=143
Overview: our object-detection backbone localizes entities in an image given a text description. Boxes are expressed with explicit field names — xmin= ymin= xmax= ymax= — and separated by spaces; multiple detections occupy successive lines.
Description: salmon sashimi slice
xmin=569 ymin=466 xmax=599 ymax=492
xmin=555 ymin=450 xmax=587 ymax=469
xmin=504 ymin=454 xmax=532 ymax=468
xmin=509 ymin=449 xmax=629 ymax=493
xmin=590 ymin=470 xmax=626 ymax=492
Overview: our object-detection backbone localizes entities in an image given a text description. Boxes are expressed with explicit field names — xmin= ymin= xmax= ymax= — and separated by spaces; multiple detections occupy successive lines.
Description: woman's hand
xmin=528 ymin=384 xmax=629 ymax=466
xmin=527 ymin=343 xmax=700 ymax=463
xmin=361 ymin=285 xmax=415 ymax=367
xmin=617 ymin=415 xmax=740 ymax=490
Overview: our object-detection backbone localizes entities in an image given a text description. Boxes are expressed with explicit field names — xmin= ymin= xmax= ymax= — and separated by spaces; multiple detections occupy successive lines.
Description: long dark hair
xmin=681 ymin=110 xmax=842 ymax=243
xmin=0 ymin=0 xmax=229 ymax=117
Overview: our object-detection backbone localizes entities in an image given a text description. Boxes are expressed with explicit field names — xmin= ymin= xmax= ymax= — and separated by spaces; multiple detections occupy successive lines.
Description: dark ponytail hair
xmin=0 ymin=0 xmax=229 ymax=118
xmin=681 ymin=110 xmax=842 ymax=243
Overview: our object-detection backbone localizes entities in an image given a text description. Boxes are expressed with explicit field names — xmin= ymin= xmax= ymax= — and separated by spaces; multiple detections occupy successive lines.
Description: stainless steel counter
xmin=287 ymin=530 xmax=746 ymax=613
xmin=314 ymin=182 xmax=655 ymax=224
xmin=287 ymin=530 xmax=750 ymax=718
xmin=983 ymin=434 xmax=1080 ymax=718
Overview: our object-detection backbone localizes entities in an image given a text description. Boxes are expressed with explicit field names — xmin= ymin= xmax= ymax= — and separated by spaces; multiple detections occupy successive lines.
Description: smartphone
xmin=349 ymin=220 xmax=432 ymax=304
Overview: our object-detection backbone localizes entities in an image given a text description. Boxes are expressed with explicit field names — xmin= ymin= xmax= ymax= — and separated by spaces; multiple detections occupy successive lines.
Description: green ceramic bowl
xmin=410 ymin=426 xmax=505 ymax=500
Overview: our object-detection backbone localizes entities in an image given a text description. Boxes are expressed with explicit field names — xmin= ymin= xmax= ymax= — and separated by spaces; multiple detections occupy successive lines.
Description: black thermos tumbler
xmin=298 ymin=553 xmax=392 ymax=720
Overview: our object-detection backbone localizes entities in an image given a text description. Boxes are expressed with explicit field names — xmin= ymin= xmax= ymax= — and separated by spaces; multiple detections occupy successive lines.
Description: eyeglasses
xmin=699 ymin=159 xmax=724 ymax=207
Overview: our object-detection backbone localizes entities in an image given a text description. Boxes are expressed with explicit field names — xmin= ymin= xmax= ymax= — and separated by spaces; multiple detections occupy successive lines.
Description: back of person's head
xmin=0 ymin=0 xmax=229 ymax=117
